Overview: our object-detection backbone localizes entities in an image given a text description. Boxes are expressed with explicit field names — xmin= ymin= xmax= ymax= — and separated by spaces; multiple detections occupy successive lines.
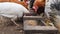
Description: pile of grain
xmin=24 ymin=20 xmax=38 ymax=26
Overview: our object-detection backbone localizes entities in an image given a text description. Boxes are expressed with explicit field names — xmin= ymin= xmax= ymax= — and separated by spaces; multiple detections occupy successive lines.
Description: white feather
xmin=0 ymin=2 xmax=30 ymax=19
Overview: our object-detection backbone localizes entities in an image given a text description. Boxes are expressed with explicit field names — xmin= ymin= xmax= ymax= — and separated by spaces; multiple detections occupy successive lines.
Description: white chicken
xmin=0 ymin=2 xmax=30 ymax=26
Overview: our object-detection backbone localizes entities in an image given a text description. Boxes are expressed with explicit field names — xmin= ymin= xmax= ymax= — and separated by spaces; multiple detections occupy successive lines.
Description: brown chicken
xmin=13 ymin=1 xmax=28 ymax=9
xmin=0 ymin=0 xmax=28 ymax=9
xmin=17 ymin=1 xmax=28 ymax=9
xmin=33 ymin=0 xmax=45 ymax=7
xmin=33 ymin=0 xmax=45 ymax=15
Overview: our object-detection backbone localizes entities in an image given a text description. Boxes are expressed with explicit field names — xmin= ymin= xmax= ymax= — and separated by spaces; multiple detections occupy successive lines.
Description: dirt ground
xmin=0 ymin=16 xmax=23 ymax=34
xmin=0 ymin=23 xmax=24 ymax=34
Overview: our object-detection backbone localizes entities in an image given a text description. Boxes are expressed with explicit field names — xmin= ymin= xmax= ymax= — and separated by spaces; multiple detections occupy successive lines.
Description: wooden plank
xmin=24 ymin=26 xmax=57 ymax=30
xmin=23 ymin=16 xmax=42 ymax=20
xmin=24 ymin=26 xmax=58 ymax=34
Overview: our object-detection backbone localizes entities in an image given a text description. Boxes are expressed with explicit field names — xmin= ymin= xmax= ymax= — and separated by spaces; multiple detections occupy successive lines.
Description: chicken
xmin=33 ymin=0 xmax=45 ymax=15
xmin=16 ymin=1 xmax=28 ymax=9
xmin=54 ymin=15 xmax=60 ymax=32
xmin=33 ymin=0 xmax=45 ymax=7
xmin=0 ymin=2 xmax=30 ymax=26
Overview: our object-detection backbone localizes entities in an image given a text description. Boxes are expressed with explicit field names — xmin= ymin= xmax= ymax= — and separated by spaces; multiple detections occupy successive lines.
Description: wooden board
xmin=23 ymin=16 xmax=42 ymax=20
xmin=24 ymin=26 xmax=58 ymax=34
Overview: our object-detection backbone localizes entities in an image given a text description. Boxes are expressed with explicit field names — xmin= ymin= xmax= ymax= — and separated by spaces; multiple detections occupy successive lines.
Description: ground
xmin=0 ymin=16 xmax=24 ymax=34
xmin=0 ymin=23 xmax=24 ymax=34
